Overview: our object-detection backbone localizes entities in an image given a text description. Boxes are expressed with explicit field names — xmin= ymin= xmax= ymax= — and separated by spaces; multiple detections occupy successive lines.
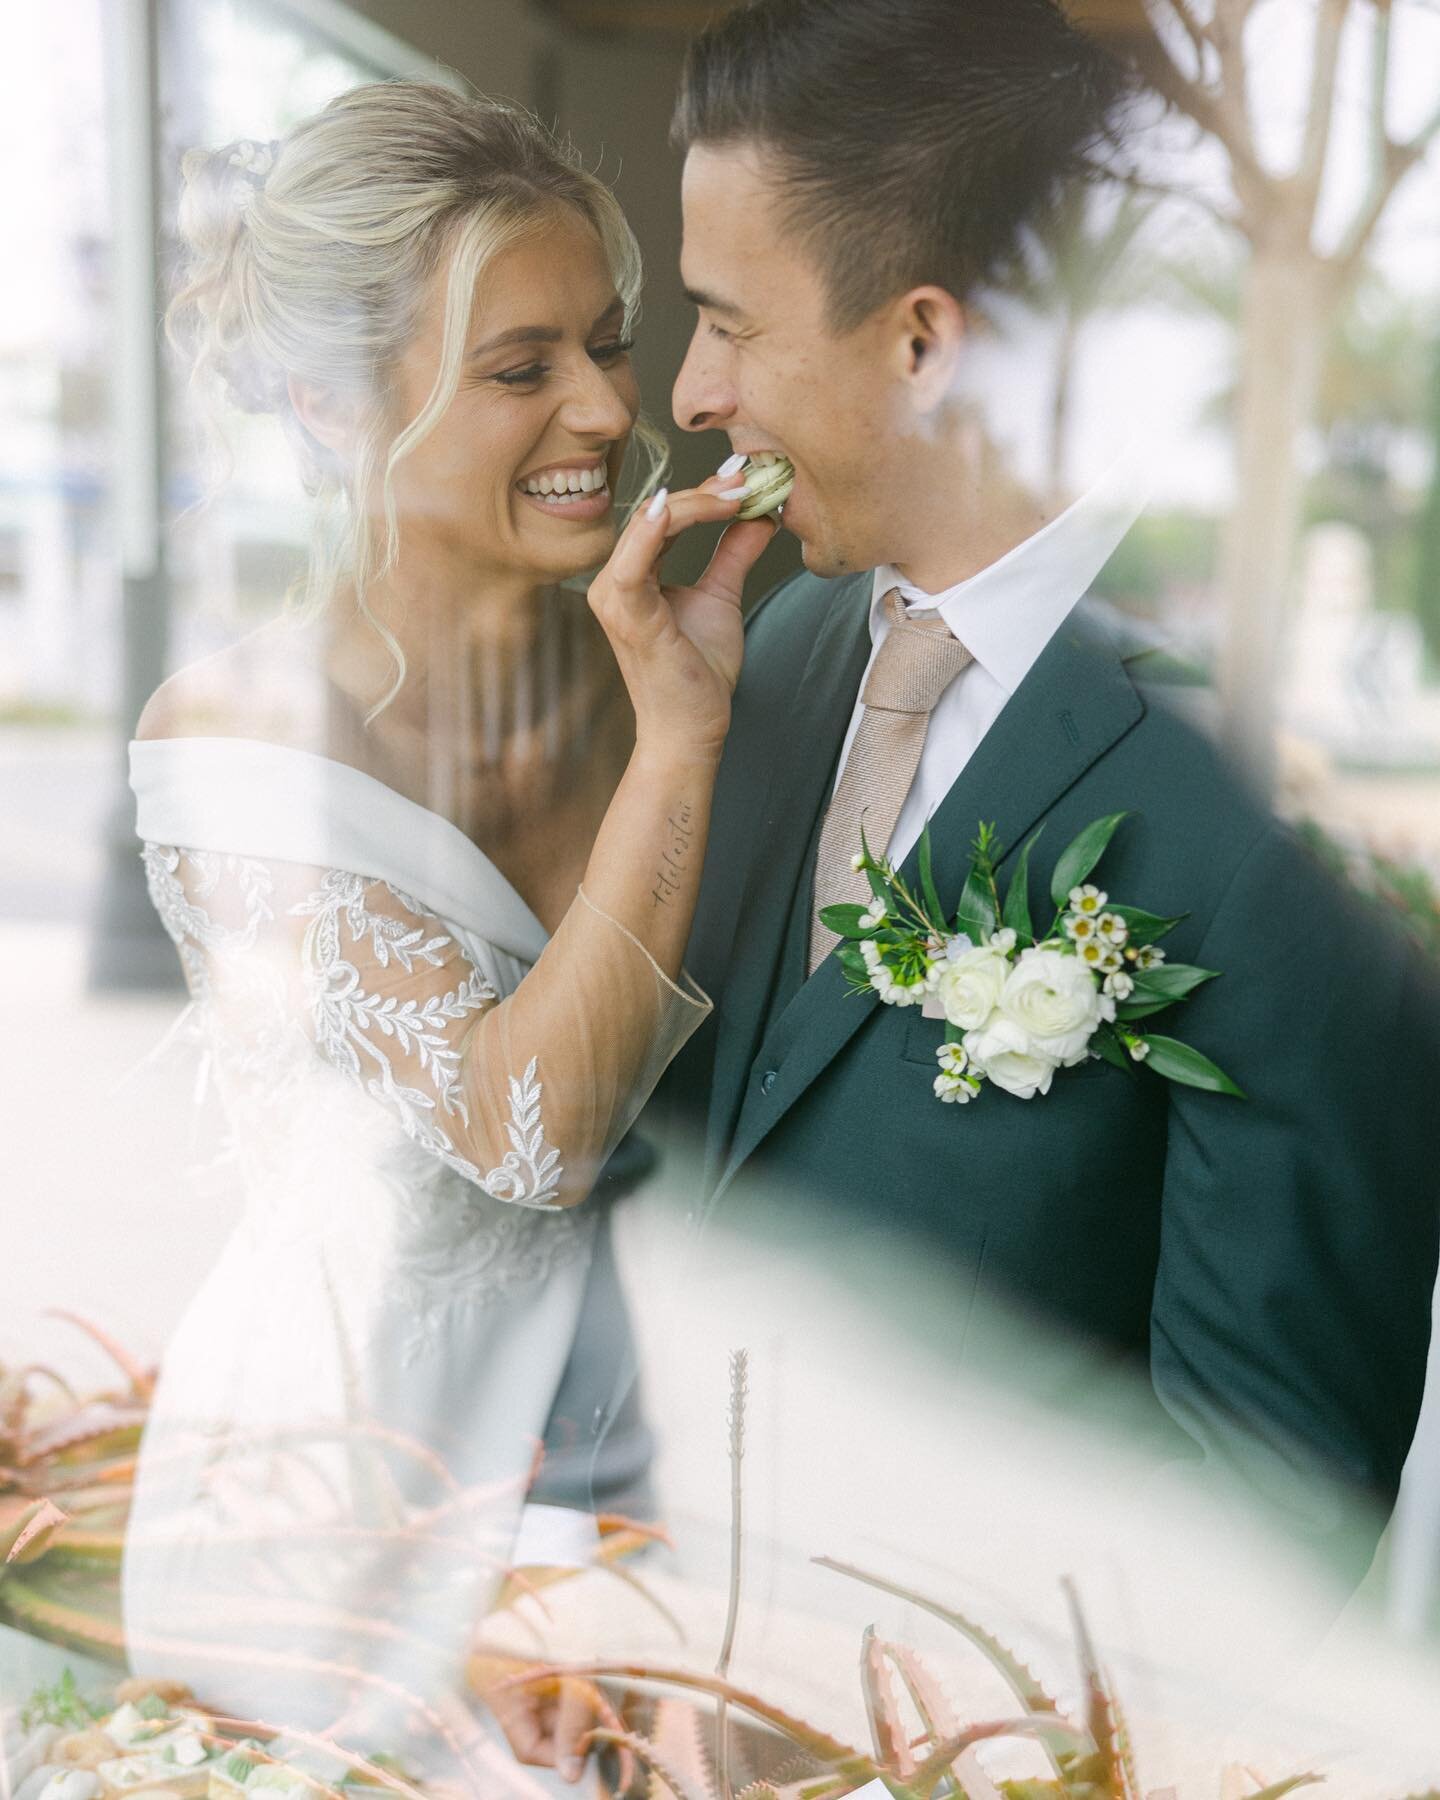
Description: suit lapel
xmin=713 ymin=609 xmax=1145 ymax=1197
xmin=700 ymin=574 xmax=875 ymax=1176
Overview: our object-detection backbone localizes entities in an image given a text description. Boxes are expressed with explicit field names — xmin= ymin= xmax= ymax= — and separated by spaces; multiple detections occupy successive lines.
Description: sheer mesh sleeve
xmin=143 ymin=844 xmax=710 ymax=1209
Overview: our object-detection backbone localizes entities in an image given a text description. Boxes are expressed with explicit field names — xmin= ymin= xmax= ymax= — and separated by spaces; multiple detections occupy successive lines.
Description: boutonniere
xmin=820 ymin=812 xmax=1244 ymax=1106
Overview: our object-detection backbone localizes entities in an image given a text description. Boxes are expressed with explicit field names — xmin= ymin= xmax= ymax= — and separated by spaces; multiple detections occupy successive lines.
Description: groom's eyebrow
xmin=683 ymin=284 xmax=746 ymax=320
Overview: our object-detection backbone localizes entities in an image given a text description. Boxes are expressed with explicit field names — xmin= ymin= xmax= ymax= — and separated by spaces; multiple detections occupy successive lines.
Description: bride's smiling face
xmin=382 ymin=206 xmax=641 ymax=585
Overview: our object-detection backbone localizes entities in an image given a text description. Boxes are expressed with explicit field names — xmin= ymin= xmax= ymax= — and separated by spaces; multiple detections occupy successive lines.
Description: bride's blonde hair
xmin=168 ymin=80 xmax=667 ymax=710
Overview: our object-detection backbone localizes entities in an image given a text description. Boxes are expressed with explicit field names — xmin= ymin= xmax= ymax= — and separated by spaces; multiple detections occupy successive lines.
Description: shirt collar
xmin=869 ymin=448 xmax=1150 ymax=695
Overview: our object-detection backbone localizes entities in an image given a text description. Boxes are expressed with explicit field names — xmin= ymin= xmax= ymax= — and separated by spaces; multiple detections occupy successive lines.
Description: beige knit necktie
xmin=808 ymin=590 xmax=973 ymax=975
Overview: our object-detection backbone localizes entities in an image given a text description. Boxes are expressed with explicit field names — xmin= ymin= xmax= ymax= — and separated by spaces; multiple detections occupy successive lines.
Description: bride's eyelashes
xmin=488 ymin=337 xmax=636 ymax=390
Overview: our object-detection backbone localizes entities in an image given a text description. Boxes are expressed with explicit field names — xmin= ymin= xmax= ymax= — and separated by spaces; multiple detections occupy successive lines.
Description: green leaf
xmin=955 ymin=863 xmax=997 ymax=942
xmin=1107 ymin=904 xmax=1188 ymax=946
xmin=835 ymin=942 xmax=872 ymax=987
xmin=857 ymin=818 xmax=890 ymax=903
xmin=1142 ymin=1034 xmax=1246 ymax=1098
xmin=1115 ymin=997 xmax=1176 ymax=1022
xmin=918 ymin=827 xmax=945 ymax=930
xmin=1090 ymin=1023 xmax=1133 ymax=1072
xmin=1129 ymin=963 xmax=1219 ymax=1003
xmin=818 ymin=902 xmax=875 ymax=939
xmin=1002 ymin=827 xmax=1043 ymax=943
xmin=1049 ymin=812 xmax=1129 ymax=910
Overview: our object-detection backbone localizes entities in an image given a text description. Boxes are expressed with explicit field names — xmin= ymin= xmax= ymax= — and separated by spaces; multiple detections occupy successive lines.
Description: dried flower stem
xmin=715 ymin=1349 xmax=749 ymax=1800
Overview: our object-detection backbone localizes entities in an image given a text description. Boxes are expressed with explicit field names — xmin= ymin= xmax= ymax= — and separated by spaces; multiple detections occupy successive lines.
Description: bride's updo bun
xmin=171 ymin=138 xmax=285 ymax=416
xmin=167 ymin=82 xmax=662 ymax=701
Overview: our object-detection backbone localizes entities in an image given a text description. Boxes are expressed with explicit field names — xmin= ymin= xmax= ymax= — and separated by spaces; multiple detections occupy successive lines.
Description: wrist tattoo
xmin=651 ymin=801 xmax=695 ymax=907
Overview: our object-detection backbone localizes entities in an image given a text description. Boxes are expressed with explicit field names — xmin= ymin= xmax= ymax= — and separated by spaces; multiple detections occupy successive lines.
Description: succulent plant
xmin=1 ymin=1315 xmax=152 ymax=1664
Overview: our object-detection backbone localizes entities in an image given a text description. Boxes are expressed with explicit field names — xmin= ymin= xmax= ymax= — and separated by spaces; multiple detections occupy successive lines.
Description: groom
xmin=661 ymin=0 xmax=1440 ymax=1572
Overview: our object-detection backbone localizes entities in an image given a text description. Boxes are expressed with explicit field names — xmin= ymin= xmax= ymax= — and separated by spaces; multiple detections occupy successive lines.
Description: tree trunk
xmin=1414 ymin=335 xmax=1440 ymax=673
xmin=1217 ymin=244 xmax=1329 ymax=796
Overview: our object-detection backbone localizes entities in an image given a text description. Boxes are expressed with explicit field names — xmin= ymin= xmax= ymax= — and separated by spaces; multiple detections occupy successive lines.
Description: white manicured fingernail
xmin=644 ymin=487 xmax=669 ymax=520
xmin=716 ymin=452 xmax=746 ymax=478
xmin=716 ymin=485 xmax=748 ymax=501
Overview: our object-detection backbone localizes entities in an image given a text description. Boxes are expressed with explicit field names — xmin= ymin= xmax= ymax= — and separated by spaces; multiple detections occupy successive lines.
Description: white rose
xmin=935 ymin=944 xmax=1010 ymax=1032
xmin=998 ymin=946 xmax=1112 ymax=1067
xmin=962 ymin=1011 xmax=1058 ymax=1100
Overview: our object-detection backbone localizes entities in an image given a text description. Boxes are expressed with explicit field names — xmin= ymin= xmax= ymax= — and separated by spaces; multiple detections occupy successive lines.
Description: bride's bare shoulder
xmin=134 ymin=620 xmax=327 ymax=750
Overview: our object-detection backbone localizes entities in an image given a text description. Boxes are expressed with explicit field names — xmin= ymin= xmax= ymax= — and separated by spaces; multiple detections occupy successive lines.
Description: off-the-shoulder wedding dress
xmin=122 ymin=735 xmax=708 ymax=1763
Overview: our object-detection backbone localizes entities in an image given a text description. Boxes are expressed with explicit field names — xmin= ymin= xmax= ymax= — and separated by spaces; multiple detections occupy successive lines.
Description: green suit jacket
xmin=664 ymin=568 xmax=1440 ymax=1569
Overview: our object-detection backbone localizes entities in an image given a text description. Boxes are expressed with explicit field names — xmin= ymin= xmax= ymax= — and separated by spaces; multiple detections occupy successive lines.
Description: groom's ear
xmin=892 ymin=286 xmax=967 ymax=416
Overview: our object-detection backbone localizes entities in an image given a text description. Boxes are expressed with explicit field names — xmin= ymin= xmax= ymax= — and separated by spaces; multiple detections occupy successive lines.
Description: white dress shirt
xmin=832 ymin=452 xmax=1150 ymax=865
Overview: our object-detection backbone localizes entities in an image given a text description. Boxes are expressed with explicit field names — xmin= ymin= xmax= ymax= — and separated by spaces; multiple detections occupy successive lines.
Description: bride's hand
xmin=588 ymin=475 xmax=776 ymax=763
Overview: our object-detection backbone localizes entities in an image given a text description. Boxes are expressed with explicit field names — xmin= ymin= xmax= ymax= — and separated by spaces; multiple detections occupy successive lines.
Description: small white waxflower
xmin=935 ymin=1041 xmax=969 ymax=1077
xmin=1077 ymin=939 xmax=1107 ymax=968
xmin=1128 ymin=1036 xmax=1152 ymax=1062
xmin=934 ymin=1071 xmax=979 ymax=1103
xmin=1104 ymin=971 xmax=1135 ymax=1000
xmin=1135 ymin=943 xmax=1166 ymax=970
xmin=859 ymin=899 xmax=888 ymax=929
xmin=850 ymin=851 xmax=867 ymax=872
xmin=1095 ymin=912 xmax=1128 ymax=945
xmin=988 ymin=926 xmax=1018 ymax=955
xmin=1099 ymin=946 xmax=1124 ymax=975
xmin=861 ymin=938 xmax=882 ymax=968
xmin=1069 ymin=884 xmax=1107 ymax=915
xmin=1065 ymin=913 xmax=1096 ymax=943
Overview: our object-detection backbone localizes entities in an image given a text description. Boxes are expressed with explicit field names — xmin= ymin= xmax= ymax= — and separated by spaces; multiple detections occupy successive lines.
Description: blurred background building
xmin=3 ymin=0 xmax=1440 ymax=1648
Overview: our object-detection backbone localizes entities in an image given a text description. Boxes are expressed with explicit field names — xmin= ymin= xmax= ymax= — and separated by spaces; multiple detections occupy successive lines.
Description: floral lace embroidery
xmin=142 ymin=846 xmax=568 ymax=1210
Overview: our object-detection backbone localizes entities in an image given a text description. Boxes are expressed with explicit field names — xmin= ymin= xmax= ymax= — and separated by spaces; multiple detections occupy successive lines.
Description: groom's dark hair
xmin=672 ymin=0 xmax=1134 ymax=331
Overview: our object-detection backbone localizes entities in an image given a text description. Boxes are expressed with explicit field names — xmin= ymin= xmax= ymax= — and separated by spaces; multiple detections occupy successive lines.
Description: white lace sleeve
xmin=143 ymin=845 xmax=566 ymax=1208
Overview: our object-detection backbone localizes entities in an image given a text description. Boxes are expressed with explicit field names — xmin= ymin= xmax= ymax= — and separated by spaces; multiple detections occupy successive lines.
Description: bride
xmin=122 ymin=80 xmax=769 ymax=1781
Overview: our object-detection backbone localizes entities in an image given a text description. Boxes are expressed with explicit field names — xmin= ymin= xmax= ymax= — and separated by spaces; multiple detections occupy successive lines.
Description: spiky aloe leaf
xmin=585 ymin=1729 xmax=697 ymax=1800
xmin=1244 ymin=1779 xmax=1324 ymax=1800
xmin=859 ymin=1625 xmax=912 ymax=1775
xmin=0 ymin=1574 xmax=126 ymax=1659
xmin=1063 ymin=1579 xmax=1121 ymax=1798
xmin=20 ymin=1404 xmax=146 ymax=1466
xmin=4 ymin=1497 xmax=71 ymax=1565
xmin=503 ymin=1661 xmax=877 ymax=1786
xmin=1108 ymin=1680 xmax=1141 ymax=1800
xmin=882 ymin=1640 xmax=956 ymax=1744
xmin=37 ymin=1527 xmax=126 ymax=1567
xmin=595 ymin=1512 xmax=675 ymax=1551
xmin=45 ymin=1312 xmax=156 ymax=1401
xmin=813 ymin=1556 xmax=1084 ymax=1777
xmin=910 ymin=1719 xmax=1086 ymax=1798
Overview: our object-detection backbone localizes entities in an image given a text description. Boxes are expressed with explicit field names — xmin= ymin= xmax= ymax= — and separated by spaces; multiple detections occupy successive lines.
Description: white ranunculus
xmin=962 ymin=1011 xmax=1058 ymax=1100
xmin=998 ymin=946 xmax=1112 ymax=1067
xmin=935 ymin=943 xmax=1010 ymax=1032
